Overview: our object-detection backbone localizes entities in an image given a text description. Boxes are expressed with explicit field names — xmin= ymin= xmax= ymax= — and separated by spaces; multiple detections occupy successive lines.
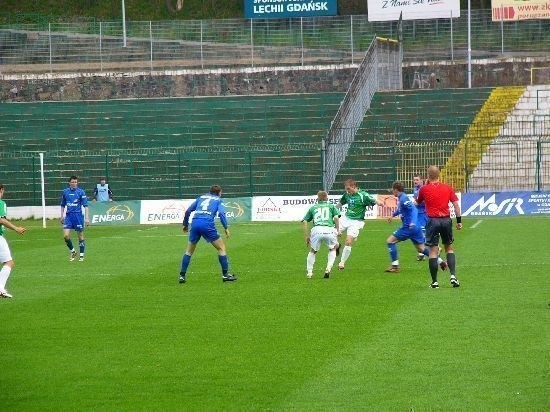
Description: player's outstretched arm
xmin=0 ymin=217 xmax=26 ymax=235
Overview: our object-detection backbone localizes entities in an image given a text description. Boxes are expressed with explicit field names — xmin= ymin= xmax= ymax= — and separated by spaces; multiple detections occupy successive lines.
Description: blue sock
xmin=423 ymin=247 xmax=429 ymax=256
xmin=180 ymin=253 xmax=192 ymax=275
xmin=65 ymin=238 xmax=74 ymax=250
xmin=387 ymin=243 xmax=398 ymax=262
xmin=218 ymin=255 xmax=229 ymax=275
xmin=79 ymin=240 xmax=85 ymax=254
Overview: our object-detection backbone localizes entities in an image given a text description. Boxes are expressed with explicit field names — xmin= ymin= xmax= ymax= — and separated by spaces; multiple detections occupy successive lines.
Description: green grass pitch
xmin=1 ymin=216 xmax=548 ymax=411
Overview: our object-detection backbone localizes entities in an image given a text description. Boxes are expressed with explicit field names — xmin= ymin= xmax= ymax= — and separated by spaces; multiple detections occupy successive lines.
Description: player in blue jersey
xmin=385 ymin=181 xmax=446 ymax=273
xmin=413 ymin=174 xmax=429 ymax=261
xmin=179 ymin=185 xmax=236 ymax=284
xmin=60 ymin=176 xmax=89 ymax=262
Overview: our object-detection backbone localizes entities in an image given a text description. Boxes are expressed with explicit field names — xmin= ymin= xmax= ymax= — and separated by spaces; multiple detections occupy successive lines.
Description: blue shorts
xmin=188 ymin=220 xmax=220 ymax=244
xmin=393 ymin=226 xmax=425 ymax=245
xmin=64 ymin=213 xmax=84 ymax=232
xmin=417 ymin=213 xmax=428 ymax=233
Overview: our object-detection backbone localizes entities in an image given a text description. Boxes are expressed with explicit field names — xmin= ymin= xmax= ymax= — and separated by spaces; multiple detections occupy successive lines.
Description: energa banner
xmin=89 ymin=201 xmax=141 ymax=225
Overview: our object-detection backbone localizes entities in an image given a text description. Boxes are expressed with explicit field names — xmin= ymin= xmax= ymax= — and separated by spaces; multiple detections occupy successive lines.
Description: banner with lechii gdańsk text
xmin=366 ymin=0 xmax=460 ymax=21
xmin=492 ymin=0 xmax=550 ymax=21
xmin=244 ymin=0 xmax=337 ymax=19
xmin=89 ymin=201 xmax=141 ymax=225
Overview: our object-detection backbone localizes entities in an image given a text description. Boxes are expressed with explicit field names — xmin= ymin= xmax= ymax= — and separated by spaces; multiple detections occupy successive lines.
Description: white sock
xmin=306 ymin=252 xmax=316 ymax=274
xmin=392 ymin=260 xmax=399 ymax=266
xmin=437 ymin=257 xmax=443 ymax=264
xmin=0 ymin=265 xmax=12 ymax=290
xmin=340 ymin=246 xmax=352 ymax=264
xmin=326 ymin=250 xmax=336 ymax=272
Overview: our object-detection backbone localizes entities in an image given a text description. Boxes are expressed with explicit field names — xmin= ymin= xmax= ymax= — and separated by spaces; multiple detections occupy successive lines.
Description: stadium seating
xmin=334 ymin=88 xmax=493 ymax=192
xmin=0 ymin=93 xmax=343 ymax=205
xmin=467 ymin=85 xmax=550 ymax=192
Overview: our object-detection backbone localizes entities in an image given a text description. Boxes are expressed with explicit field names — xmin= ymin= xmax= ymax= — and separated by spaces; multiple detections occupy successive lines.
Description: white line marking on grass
xmin=471 ymin=220 xmax=483 ymax=229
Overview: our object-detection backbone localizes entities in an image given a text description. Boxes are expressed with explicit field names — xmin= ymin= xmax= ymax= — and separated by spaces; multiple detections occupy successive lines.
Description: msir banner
xmin=462 ymin=191 xmax=550 ymax=217
xmin=245 ymin=0 xmax=337 ymax=19
xmin=367 ymin=0 xmax=460 ymax=21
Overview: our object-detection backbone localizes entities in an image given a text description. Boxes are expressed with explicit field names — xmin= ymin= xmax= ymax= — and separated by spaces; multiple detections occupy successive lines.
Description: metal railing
xmin=1 ymin=10 xmax=548 ymax=74
xmin=323 ymin=36 xmax=401 ymax=191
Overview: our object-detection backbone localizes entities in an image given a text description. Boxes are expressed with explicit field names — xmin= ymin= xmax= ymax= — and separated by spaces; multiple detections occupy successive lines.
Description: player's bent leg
xmin=179 ymin=242 xmax=197 ymax=283
xmin=339 ymin=234 xmax=356 ymax=269
xmin=306 ymin=250 xmax=316 ymax=278
xmin=211 ymin=238 xmax=236 ymax=282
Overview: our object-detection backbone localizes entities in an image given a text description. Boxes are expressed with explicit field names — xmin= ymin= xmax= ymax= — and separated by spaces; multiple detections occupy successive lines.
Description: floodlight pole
xmin=467 ymin=0 xmax=472 ymax=88
xmin=122 ymin=0 xmax=127 ymax=47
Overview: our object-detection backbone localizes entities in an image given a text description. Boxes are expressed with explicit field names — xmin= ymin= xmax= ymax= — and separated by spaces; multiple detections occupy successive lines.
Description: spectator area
xmin=334 ymin=88 xmax=493 ymax=192
xmin=0 ymin=93 xmax=343 ymax=204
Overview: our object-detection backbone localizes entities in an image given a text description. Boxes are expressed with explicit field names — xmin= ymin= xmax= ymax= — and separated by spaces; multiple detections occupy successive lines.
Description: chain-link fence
xmin=0 ymin=144 xmax=324 ymax=207
xmin=1 ymin=11 xmax=548 ymax=73
xmin=3 ymin=130 xmax=549 ymax=207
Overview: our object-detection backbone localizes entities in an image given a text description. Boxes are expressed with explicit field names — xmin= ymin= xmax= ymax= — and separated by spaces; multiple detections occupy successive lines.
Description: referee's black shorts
xmin=425 ymin=217 xmax=454 ymax=247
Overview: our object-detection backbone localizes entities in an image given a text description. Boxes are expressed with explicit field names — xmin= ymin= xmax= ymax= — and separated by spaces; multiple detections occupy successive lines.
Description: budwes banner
xmin=89 ymin=201 xmax=141 ymax=225
xmin=245 ymin=0 xmax=337 ymax=19
xmin=462 ymin=191 xmax=550 ymax=217
xmin=251 ymin=195 xmax=383 ymax=221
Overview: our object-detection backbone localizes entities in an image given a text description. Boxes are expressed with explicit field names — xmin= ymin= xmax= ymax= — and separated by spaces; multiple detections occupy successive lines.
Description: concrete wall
xmin=1 ymin=57 xmax=548 ymax=102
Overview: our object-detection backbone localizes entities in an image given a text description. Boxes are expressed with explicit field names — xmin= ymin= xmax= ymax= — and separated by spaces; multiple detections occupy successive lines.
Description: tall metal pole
xmin=122 ymin=0 xmax=127 ymax=47
xmin=39 ymin=153 xmax=46 ymax=228
xmin=467 ymin=0 xmax=472 ymax=88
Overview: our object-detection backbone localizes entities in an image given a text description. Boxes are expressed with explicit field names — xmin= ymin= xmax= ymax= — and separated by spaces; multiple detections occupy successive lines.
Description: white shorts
xmin=339 ymin=216 xmax=365 ymax=239
xmin=0 ymin=236 xmax=13 ymax=263
xmin=309 ymin=226 xmax=338 ymax=252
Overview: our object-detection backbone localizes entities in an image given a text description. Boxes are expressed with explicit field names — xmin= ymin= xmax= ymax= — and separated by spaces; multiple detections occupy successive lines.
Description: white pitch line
xmin=471 ymin=219 xmax=483 ymax=229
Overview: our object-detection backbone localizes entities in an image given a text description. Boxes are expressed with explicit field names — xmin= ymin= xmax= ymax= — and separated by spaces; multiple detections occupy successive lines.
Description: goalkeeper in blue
xmin=60 ymin=175 xmax=89 ymax=262
xmin=179 ymin=185 xmax=236 ymax=284
xmin=385 ymin=181 xmax=446 ymax=273
xmin=302 ymin=190 xmax=341 ymax=279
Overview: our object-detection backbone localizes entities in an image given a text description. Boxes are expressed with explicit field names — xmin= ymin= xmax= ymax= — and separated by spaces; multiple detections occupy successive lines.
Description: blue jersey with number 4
xmin=183 ymin=194 xmax=228 ymax=229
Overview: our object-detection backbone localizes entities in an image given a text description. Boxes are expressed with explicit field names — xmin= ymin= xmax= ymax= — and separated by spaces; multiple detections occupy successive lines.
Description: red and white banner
xmin=492 ymin=0 xmax=550 ymax=21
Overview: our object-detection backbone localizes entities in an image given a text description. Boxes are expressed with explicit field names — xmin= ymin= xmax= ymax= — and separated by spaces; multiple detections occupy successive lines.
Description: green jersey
xmin=302 ymin=201 xmax=340 ymax=227
xmin=0 ymin=199 xmax=6 ymax=236
xmin=339 ymin=190 xmax=376 ymax=220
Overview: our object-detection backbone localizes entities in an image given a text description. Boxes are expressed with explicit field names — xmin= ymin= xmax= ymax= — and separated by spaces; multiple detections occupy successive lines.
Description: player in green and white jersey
xmin=0 ymin=184 xmax=26 ymax=298
xmin=302 ymin=191 xmax=341 ymax=279
xmin=336 ymin=179 xmax=383 ymax=270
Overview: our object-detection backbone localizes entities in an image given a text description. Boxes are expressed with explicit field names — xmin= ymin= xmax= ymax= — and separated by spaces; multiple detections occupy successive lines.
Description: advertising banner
xmin=461 ymin=191 xmax=550 ymax=217
xmin=89 ymin=201 xmax=141 ymax=225
xmin=367 ymin=0 xmax=460 ymax=21
xmin=140 ymin=198 xmax=252 ymax=225
xmin=223 ymin=197 xmax=252 ymax=223
xmin=140 ymin=199 xmax=194 ymax=225
xmin=492 ymin=0 xmax=550 ymax=21
xmin=251 ymin=195 xmax=384 ymax=221
xmin=244 ymin=0 xmax=338 ymax=19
